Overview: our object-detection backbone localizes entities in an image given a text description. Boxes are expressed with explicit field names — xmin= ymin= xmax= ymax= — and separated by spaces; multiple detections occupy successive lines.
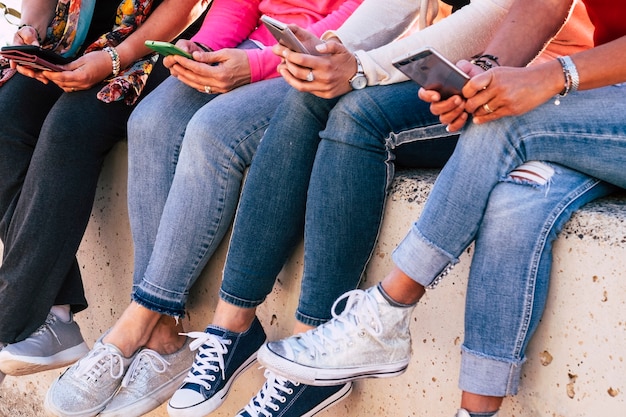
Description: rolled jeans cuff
xmin=392 ymin=225 xmax=457 ymax=287
xmin=459 ymin=345 xmax=525 ymax=397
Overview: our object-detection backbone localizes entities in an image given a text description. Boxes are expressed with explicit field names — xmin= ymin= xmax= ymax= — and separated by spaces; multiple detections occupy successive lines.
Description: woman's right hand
xmin=274 ymin=26 xmax=356 ymax=99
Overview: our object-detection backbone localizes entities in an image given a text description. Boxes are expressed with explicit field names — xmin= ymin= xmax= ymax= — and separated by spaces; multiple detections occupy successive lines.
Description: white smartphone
xmin=392 ymin=47 xmax=470 ymax=99
xmin=260 ymin=15 xmax=322 ymax=55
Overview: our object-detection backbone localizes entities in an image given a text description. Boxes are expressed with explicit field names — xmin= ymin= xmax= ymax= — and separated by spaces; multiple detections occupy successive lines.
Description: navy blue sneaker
xmin=167 ymin=317 xmax=266 ymax=417
xmin=237 ymin=370 xmax=352 ymax=417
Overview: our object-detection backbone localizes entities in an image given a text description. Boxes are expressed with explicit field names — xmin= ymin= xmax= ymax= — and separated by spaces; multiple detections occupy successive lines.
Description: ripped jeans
xmin=394 ymin=83 xmax=625 ymax=396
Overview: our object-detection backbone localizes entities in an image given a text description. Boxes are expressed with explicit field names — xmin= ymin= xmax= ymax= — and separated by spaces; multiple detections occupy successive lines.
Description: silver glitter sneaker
xmin=44 ymin=340 xmax=136 ymax=417
xmin=99 ymin=337 xmax=194 ymax=417
xmin=257 ymin=285 xmax=415 ymax=386
xmin=0 ymin=312 xmax=89 ymax=376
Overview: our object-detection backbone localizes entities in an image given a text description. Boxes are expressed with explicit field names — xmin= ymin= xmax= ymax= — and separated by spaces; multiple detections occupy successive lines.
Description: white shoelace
xmin=74 ymin=344 xmax=125 ymax=382
xmin=121 ymin=348 xmax=170 ymax=387
xmin=180 ymin=331 xmax=231 ymax=389
xmin=242 ymin=370 xmax=297 ymax=416
xmin=296 ymin=289 xmax=383 ymax=356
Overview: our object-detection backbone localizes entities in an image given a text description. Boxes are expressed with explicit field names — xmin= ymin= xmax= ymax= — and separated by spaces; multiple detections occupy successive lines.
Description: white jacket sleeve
xmin=326 ymin=0 xmax=423 ymax=51
xmin=352 ymin=0 xmax=514 ymax=85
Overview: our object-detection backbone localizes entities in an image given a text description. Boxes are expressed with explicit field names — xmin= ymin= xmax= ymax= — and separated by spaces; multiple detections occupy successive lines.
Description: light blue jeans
xmin=394 ymin=83 xmax=625 ymax=395
xmin=126 ymin=76 xmax=290 ymax=316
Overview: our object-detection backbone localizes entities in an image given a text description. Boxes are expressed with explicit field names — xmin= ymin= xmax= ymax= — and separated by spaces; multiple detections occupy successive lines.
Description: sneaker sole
xmin=303 ymin=382 xmax=353 ymax=417
xmin=167 ymin=350 xmax=260 ymax=417
xmin=257 ymin=344 xmax=409 ymax=386
xmin=0 ymin=342 xmax=90 ymax=376
xmin=99 ymin=365 xmax=191 ymax=417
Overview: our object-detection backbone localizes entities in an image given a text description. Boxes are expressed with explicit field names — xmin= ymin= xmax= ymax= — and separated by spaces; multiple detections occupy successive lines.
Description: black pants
xmin=0 ymin=61 xmax=168 ymax=343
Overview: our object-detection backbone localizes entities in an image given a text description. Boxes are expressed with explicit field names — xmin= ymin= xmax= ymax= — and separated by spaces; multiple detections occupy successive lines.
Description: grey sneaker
xmin=0 ymin=312 xmax=89 ymax=376
xmin=257 ymin=285 xmax=414 ymax=386
xmin=44 ymin=340 xmax=136 ymax=417
xmin=99 ymin=337 xmax=194 ymax=417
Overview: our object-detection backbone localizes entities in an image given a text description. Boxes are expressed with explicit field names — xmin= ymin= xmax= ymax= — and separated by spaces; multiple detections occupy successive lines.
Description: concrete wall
xmin=1 ymin=143 xmax=625 ymax=416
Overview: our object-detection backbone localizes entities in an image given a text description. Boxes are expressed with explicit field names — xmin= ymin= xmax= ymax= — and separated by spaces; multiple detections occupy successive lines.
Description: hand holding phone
xmin=0 ymin=45 xmax=74 ymax=71
xmin=145 ymin=40 xmax=194 ymax=59
xmin=392 ymin=47 xmax=469 ymax=99
xmin=260 ymin=15 xmax=322 ymax=55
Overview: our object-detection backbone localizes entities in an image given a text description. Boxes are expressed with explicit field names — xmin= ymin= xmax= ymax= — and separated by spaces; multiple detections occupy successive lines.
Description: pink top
xmin=191 ymin=0 xmax=363 ymax=82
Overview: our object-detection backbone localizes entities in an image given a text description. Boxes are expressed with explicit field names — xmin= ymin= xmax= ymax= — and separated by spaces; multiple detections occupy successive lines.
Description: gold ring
xmin=483 ymin=103 xmax=494 ymax=114
xmin=306 ymin=70 xmax=314 ymax=82
xmin=204 ymin=85 xmax=212 ymax=94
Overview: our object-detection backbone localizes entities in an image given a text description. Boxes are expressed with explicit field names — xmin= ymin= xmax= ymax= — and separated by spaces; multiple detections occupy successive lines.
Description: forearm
xmin=18 ymin=0 xmax=57 ymax=41
xmin=569 ymin=37 xmax=626 ymax=90
xmin=115 ymin=0 xmax=207 ymax=69
xmin=482 ymin=0 xmax=574 ymax=66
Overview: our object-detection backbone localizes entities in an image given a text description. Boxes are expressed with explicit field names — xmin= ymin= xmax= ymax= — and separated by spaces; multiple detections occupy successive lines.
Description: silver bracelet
xmin=555 ymin=56 xmax=579 ymax=105
xmin=103 ymin=46 xmax=121 ymax=77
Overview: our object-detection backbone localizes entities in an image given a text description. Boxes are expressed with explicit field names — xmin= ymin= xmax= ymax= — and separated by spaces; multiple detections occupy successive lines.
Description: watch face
xmin=351 ymin=74 xmax=367 ymax=89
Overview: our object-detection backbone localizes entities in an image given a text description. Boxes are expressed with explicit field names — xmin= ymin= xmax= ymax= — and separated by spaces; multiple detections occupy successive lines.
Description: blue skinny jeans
xmin=222 ymin=82 xmax=457 ymax=326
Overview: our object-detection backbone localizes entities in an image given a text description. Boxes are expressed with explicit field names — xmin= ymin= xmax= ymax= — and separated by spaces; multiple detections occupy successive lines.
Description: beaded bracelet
xmin=103 ymin=46 xmax=121 ymax=77
xmin=18 ymin=24 xmax=42 ymax=43
xmin=555 ymin=56 xmax=579 ymax=105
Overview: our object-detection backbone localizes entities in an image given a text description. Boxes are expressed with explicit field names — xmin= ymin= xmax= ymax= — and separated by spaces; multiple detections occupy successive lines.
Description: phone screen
xmin=392 ymin=47 xmax=469 ymax=98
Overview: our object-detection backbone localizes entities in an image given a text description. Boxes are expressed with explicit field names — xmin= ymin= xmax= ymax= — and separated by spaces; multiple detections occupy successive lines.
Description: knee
xmin=127 ymin=100 xmax=162 ymax=145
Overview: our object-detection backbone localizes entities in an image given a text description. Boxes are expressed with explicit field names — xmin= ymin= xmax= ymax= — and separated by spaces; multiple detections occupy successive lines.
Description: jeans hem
xmin=294 ymin=311 xmax=329 ymax=328
xmin=219 ymin=288 xmax=265 ymax=309
xmin=459 ymin=345 xmax=525 ymax=397
xmin=131 ymin=292 xmax=185 ymax=319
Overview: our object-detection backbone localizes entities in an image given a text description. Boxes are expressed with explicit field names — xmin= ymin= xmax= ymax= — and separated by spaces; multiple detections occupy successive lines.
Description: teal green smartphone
xmin=144 ymin=40 xmax=193 ymax=59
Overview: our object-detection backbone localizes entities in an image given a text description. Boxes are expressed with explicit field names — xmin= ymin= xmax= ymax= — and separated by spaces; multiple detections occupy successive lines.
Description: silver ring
xmin=483 ymin=103 xmax=494 ymax=114
xmin=306 ymin=70 xmax=314 ymax=82
xmin=70 ymin=87 xmax=76 ymax=92
xmin=204 ymin=85 xmax=212 ymax=94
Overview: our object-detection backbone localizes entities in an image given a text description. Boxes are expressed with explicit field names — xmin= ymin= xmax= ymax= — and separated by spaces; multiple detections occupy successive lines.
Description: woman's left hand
xmin=38 ymin=49 xmax=115 ymax=92
xmin=463 ymin=61 xmax=563 ymax=124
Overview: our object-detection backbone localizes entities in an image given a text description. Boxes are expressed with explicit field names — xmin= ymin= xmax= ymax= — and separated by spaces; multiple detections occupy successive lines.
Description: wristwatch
xmin=349 ymin=53 xmax=367 ymax=90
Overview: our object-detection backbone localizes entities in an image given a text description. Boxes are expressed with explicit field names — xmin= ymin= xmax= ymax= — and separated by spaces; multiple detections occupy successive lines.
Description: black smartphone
xmin=392 ymin=47 xmax=470 ymax=99
xmin=0 ymin=45 xmax=74 ymax=71
xmin=144 ymin=40 xmax=193 ymax=59
xmin=260 ymin=15 xmax=322 ymax=55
